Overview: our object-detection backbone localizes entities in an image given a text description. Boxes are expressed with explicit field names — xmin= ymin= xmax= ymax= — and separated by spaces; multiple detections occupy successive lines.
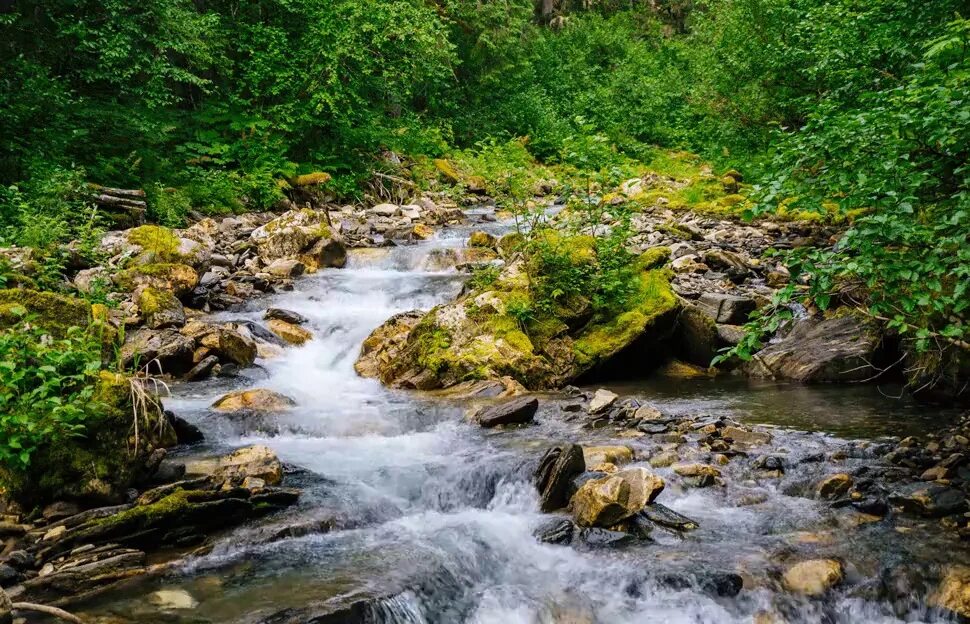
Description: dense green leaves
xmin=0 ymin=314 xmax=106 ymax=470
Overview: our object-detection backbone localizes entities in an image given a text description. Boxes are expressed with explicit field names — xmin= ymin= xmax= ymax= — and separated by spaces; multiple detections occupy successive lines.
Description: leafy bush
xmin=0 ymin=316 xmax=106 ymax=471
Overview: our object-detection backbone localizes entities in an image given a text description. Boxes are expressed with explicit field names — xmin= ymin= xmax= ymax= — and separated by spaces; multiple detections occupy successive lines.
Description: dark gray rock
xmin=473 ymin=397 xmax=538 ymax=428
xmin=744 ymin=315 xmax=885 ymax=383
xmin=534 ymin=444 xmax=586 ymax=513
xmin=265 ymin=308 xmax=309 ymax=325
xmin=533 ymin=518 xmax=575 ymax=545
xmin=696 ymin=292 xmax=756 ymax=324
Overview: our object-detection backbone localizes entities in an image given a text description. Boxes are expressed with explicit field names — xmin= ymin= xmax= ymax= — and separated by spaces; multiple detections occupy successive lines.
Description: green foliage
xmin=0 ymin=314 xmax=105 ymax=471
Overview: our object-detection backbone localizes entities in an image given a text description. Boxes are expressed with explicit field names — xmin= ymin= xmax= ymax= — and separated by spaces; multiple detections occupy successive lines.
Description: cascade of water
xmin=90 ymin=212 xmax=958 ymax=624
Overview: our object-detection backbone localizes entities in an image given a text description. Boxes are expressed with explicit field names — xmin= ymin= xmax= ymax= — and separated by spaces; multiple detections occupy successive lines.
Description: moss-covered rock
xmin=115 ymin=263 xmax=199 ymax=297
xmin=2 ymin=371 xmax=176 ymax=508
xmin=137 ymin=286 xmax=186 ymax=329
xmin=250 ymin=208 xmax=339 ymax=264
xmin=0 ymin=288 xmax=91 ymax=338
xmin=357 ymin=241 xmax=679 ymax=390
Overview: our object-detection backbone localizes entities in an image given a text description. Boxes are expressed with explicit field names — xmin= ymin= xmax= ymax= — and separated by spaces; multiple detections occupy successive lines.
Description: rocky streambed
xmin=3 ymin=200 xmax=969 ymax=623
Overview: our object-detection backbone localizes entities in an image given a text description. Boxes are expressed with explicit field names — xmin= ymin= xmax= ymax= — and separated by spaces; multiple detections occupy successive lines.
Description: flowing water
xmin=86 ymin=208 xmax=968 ymax=623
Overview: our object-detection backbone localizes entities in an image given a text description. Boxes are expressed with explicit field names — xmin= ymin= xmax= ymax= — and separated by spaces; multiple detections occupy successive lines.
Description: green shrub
xmin=0 ymin=315 xmax=106 ymax=471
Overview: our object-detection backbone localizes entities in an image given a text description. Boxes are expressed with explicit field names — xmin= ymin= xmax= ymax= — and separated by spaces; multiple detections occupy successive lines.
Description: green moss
xmin=93 ymin=488 xmax=214 ymax=531
xmin=115 ymin=262 xmax=198 ymax=294
xmin=127 ymin=225 xmax=184 ymax=262
xmin=573 ymin=268 xmax=679 ymax=367
xmin=497 ymin=232 xmax=525 ymax=258
xmin=0 ymin=288 xmax=91 ymax=337
xmin=486 ymin=315 xmax=535 ymax=354
xmin=635 ymin=246 xmax=671 ymax=271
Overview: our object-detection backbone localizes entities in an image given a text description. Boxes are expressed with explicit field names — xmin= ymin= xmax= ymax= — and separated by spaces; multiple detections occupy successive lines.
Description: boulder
xmin=212 ymin=389 xmax=297 ymax=414
xmin=696 ymin=292 xmax=756 ymax=325
xmin=355 ymin=242 xmax=679 ymax=391
xmin=137 ymin=287 xmax=186 ymax=329
xmin=816 ymin=474 xmax=853 ymax=500
xmin=267 ymin=318 xmax=313 ymax=346
xmin=588 ymin=388 xmax=618 ymax=414
xmin=354 ymin=310 xmax=423 ymax=379
xmin=638 ymin=503 xmax=699 ymax=532
xmin=115 ymin=263 xmax=199 ymax=297
xmin=673 ymin=463 xmax=721 ymax=487
xmin=533 ymin=518 xmax=575 ymax=545
xmin=120 ymin=328 xmax=195 ymax=374
xmin=301 ymin=236 xmax=347 ymax=270
xmin=583 ymin=446 xmax=634 ymax=466
xmin=721 ymin=425 xmax=771 ymax=447
xmin=468 ymin=231 xmax=498 ymax=249
xmin=265 ymin=308 xmax=308 ymax=325
xmin=571 ymin=475 xmax=631 ymax=528
xmin=782 ymin=559 xmax=845 ymax=596
xmin=930 ymin=565 xmax=970 ymax=619
xmin=889 ymin=484 xmax=968 ymax=518
xmin=615 ymin=467 xmax=665 ymax=511
xmin=677 ymin=302 xmax=719 ymax=366
xmin=471 ymin=396 xmax=538 ymax=428
xmin=535 ymin=444 xmax=586 ymax=512
xmin=216 ymin=445 xmax=283 ymax=486
xmin=744 ymin=315 xmax=885 ymax=383
xmin=0 ymin=288 xmax=90 ymax=338
xmin=250 ymin=209 xmax=339 ymax=264
xmin=264 ymin=258 xmax=306 ymax=278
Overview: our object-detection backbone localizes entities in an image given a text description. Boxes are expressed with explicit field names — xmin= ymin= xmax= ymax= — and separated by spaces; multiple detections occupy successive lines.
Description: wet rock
xmin=150 ymin=588 xmax=199 ymax=609
xmin=696 ymin=292 xmax=756 ymax=324
xmin=184 ymin=354 xmax=219 ymax=381
xmin=535 ymin=444 xmax=586 ymax=512
xmin=673 ymin=463 xmax=722 ymax=487
xmin=588 ymin=388 xmax=618 ymax=414
xmin=851 ymin=497 xmax=889 ymax=517
xmin=468 ymin=231 xmax=497 ymax=249
xmin=267 ymin=318 xmax=313 ymax=346
xmin=167 ymin=412 xmax=204 ymax=444
xmin=354 ymin=310 xmax=424 ymax=380
xmin=722 ymin=425 xmax=771 ymax=447
xmin=646 ymin=450 xmax=678 ymax=469
xmin=212 ymin=389 xmax=297 ymax=414
xmin=616 ymin=467 xmax=665 ymax=511
xmin=19 ymin=547 xmax=148 ymax=604
xmin=471 ymin=396 xmax=538 ymax=428
xmin=638 ymin=503 xmax=699 ymax=532
xmin=265 ymin=308 xmax=308 ymax=325
xmin=42 ymin=501 xmax=81 ymax=522
xmin=533 ymin=518 xmax=575 ymax=545
xmin=930 ymin=565 xmax=970 ymax=619
xmin=582 ymin=445 xmax=633 ymax=466
xmin=890 ymin=484 xmax=968 ymax=518
xmin=264 ymin=258 xmax=305 ymax=278
xmin=577 ymin=527 xmax=636 ymax=549
xmin=744 ymin=315 xmax=885 ymax=383
xmin=301 ymin=236 xmax=347 ymax=270
xmin=782 ymin=559 xmax=845 ymax=596
xmin=571 ymin=475 xmax=631 ymax=528
xmin=752 ymin=455 xmax=786 ymax=475
xmin=817 ymin=474 xmax=854 ymax=501
xmin=216 ymin=445 xmax=284 ymax=486
xmin=658 ymin=571 xmax=743 ymax=597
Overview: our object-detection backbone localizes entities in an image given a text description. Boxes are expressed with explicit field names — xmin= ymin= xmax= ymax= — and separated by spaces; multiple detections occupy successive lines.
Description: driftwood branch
xmin=12 ymin=602 xmax=87 ymax=623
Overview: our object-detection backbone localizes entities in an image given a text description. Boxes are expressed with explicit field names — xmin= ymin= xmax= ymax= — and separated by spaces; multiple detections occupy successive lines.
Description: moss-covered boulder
xmin=250 ymin=208 xmax=344 ymax=266
xmin=0 ymin=288 xmax=91 ymax=338
xmin=357 ymin=241 xmax=680 ymax=390
xmin=137 ymin=286 xmax=186 ymax=329
xmin=115 ymin=262 xmax=199 ymax=297
xmin=1 ymin=371 xmax=176 ymax=507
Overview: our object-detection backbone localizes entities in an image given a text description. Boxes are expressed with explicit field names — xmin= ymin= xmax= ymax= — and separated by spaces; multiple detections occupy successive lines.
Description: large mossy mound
xmin=359 ymin=238 xmax=680 ymax=390
xmin=1 ymin=371 xmax=177 ymax=508
xmin=0 ymin=288 xmax=91 ymax=338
